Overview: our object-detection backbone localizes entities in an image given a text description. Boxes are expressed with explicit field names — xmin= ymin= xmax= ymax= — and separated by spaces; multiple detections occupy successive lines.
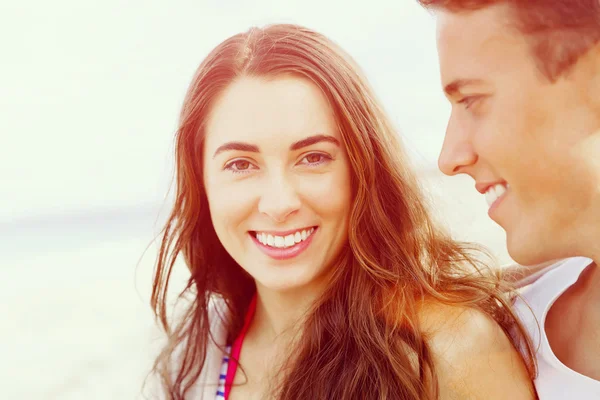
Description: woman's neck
xmin=251 ymin=281 xmax=325 ymax=344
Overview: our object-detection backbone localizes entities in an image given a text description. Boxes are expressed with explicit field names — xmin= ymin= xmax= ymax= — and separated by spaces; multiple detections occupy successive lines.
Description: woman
xmin=150 ymin=24 xmax=535 ymax=399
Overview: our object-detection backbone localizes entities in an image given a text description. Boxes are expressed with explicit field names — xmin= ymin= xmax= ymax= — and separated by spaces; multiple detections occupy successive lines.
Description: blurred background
xmin=1 ymin=1 xmax=510 ymax=398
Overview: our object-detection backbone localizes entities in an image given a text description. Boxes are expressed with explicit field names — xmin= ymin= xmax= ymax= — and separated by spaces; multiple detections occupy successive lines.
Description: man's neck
xmin=580 ymin=261 xmax=600 ymax=307
xmin=576 ymin=209 xmax=600 ymax=269
xmin=570 ymin=134 xmax=600 ymax=267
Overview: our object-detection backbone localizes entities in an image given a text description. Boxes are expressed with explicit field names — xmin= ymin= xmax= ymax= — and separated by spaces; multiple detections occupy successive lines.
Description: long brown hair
xmin=150 ymin=23 xmax=534 ymax=399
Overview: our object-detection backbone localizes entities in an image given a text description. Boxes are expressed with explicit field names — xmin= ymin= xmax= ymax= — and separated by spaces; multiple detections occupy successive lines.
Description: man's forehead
xmin=436 ymin=5 xmax=512 ymax=55
xmin=436 ymin=3 xmax=515 ymax=35
xmin=435 ymin=5 xmax=525 ymax=85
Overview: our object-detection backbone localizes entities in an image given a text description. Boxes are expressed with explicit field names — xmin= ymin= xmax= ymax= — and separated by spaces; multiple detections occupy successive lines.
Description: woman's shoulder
xmin=417 ymin=301 xmax=535 ymax=399
xmin=418 ymin=301 xmax=506 ymax=356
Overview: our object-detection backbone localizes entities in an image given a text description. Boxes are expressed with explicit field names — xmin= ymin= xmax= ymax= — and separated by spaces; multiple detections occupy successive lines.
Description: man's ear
xmin=503 ymin=259 xmax=567 ymax=288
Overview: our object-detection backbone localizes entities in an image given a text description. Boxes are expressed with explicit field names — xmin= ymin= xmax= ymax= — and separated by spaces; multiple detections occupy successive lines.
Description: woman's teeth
xmin=255 ymin=228 xmax=315 ymax=248
xmin=485 ymin=183 xmax=508 ymax=207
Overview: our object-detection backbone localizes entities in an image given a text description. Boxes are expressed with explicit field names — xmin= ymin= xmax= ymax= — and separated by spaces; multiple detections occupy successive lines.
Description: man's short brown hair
xmin=418 ymin=0 xmax=600 ymax=81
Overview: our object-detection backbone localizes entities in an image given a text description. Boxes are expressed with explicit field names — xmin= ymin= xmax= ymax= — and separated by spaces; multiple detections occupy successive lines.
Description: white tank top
xmin=514 ymin=257 xmax=599 ymax=399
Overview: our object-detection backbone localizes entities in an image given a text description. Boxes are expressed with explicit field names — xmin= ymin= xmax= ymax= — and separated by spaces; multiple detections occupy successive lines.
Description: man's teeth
xmin=255 ymin=228 xmax=315 ymax=248
xmin=485 ymin=184 xmax=508 ymax=207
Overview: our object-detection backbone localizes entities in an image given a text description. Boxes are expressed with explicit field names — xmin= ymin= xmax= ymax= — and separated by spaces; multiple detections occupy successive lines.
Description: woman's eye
xmin=224 ymin=159 xmax=255 ymax=173
xmin=306 ymin=154 xmax=324 ymax=163
xmin=232 ymin=160 xmax=250 ymax=170
xmin=299 ymin=153 xmax=331 ymax=165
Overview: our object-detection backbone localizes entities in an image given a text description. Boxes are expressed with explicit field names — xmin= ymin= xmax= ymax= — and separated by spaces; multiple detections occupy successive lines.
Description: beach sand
xmin=2 ymin=170 xmax=511 ymax=399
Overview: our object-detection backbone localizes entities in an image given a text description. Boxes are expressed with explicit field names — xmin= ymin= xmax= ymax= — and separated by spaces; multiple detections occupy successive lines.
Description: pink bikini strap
xmin=224 ymin=295 xmax=257 ymax=399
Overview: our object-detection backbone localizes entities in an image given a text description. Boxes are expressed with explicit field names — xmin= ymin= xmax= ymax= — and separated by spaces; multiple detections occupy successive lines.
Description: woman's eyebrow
xmin=213 ymin=133 xmax=339 ymax=158
xmin=213 ymin=142 xmax=259 ymax=158
xmin=290 ymin=134 xmax=340 ymax=151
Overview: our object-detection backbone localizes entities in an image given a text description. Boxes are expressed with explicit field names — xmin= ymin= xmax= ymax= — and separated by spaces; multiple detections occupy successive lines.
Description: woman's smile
xmin=250 ymin=226 xmax=318 ymax=260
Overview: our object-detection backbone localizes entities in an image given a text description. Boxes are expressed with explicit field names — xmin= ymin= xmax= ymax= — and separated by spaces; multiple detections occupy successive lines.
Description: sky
xmin=0 ymin=0 xmax=450 ymax=225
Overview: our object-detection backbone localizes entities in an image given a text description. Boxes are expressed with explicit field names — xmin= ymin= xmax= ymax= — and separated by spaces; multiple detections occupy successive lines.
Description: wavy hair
xmin=149 ymin=23 xmax=534 ymax=399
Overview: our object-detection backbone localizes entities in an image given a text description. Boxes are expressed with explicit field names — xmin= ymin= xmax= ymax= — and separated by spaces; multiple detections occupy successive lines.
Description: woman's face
xmin=203 ymin=76 xmax=352 ymax=294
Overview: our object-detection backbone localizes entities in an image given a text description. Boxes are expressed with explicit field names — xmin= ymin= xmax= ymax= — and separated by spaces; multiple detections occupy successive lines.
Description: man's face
xmin=435 ymin=4 xmax=600 ymax=265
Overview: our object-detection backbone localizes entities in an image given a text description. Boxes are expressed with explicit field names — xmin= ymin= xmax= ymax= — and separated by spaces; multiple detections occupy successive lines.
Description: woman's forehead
xmin=204 ymin=76 xmax=340 ymax=152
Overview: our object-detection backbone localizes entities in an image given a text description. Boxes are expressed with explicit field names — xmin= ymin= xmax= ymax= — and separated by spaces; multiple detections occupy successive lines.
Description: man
xmin=416 ymin=0 xmax=600 ymax=398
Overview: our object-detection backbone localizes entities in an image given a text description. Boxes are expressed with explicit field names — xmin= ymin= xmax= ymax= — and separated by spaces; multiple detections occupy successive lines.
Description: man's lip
xmin=475 ymin=181 xmax=508 ymax=194
xmin=250 ymin=226 xmax=318 ymax=236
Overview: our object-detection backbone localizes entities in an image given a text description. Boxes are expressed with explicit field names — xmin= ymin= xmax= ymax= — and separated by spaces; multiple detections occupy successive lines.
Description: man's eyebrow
xmin=290 ymin=134 xmax=340 ymax=151
xmin=444 ymin=79 xmax=485 ymax=97
xmin=213 ymin=142 xmax=259 ymax=158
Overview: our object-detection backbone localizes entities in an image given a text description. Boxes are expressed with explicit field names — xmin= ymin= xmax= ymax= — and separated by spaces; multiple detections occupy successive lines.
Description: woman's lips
xmin=250 ymin=227 xmax=317 ymax=260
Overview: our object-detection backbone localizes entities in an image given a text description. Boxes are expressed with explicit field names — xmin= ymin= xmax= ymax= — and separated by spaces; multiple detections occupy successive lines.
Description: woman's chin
xmin=256 ymin=278 xmax=310 ymax=294
xmin=253 ymin=271 xmax=321 ymax=296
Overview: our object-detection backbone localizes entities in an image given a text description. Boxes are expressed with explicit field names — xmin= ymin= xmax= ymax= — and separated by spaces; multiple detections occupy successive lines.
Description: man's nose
xmin=438 ymin=116 xmax=478 ymax=176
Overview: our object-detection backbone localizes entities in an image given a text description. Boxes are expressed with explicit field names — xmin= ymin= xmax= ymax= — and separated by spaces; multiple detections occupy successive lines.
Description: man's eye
xmin=458 ymin=96 xmax=480 ymax=110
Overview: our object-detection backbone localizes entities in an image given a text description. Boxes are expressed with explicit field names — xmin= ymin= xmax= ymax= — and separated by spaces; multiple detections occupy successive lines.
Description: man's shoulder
xmin=513 ymin=257 xmax=593 ymax=343
xmin=517 ymin=257 xmax=593 ymax=296
xmin=506 ymin=257 xmax=592 ymax=291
